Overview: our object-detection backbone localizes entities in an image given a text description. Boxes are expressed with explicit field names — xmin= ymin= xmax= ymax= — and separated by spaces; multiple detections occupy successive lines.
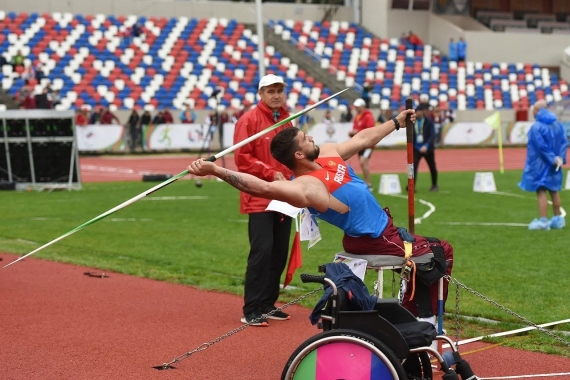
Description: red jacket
xmin=233 ymin=101 xmax=293 ymax=214
xmin=101 ymin=111 xmax=120 ymax=125
xmin=352 ymin=109 xmax=375 ymax=132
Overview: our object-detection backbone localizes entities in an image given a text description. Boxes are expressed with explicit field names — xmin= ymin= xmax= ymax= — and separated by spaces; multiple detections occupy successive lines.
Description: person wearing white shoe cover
xmin=519 ymin=100 xmax=568 ymax=230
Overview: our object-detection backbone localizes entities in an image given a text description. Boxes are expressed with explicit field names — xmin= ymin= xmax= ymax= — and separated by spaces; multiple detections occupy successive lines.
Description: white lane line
xmin=486 ymin=191 xmax=567 ymax=217
xmin=30 ymin=217 xmax=61 ymax=221
xmin=142 ymin=196 xmax=209 ymax=201
xmin=17 ymin=239 xmax=38 ymax=245
xmin=386 ymin=194 xmax=436 ymax=224
xmin=488 ymin=191 xmax=525 ymax=198
xmin=436 ymin=222 xmax=528 ymax=227
xmin=105 ymin=218 xmax=153 ymax=222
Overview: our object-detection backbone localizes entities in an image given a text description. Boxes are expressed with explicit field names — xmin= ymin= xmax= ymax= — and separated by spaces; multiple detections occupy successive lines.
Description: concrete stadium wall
xmin=361 ymin=0 xmax=430 ymax=41
xmin=0 ymin=0 xmax=354 ymax=23
xmin=428 ymin=13 xmax=569 ymax=67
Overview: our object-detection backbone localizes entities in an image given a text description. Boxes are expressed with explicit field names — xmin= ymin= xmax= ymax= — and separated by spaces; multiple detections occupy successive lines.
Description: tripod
xmin=197 ymin=88 xmax=226 ymax=168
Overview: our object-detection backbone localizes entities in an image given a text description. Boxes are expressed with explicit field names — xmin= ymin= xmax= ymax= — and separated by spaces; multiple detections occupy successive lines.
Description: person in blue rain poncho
xmin=519 ymin=100 xmax=568 ymax=230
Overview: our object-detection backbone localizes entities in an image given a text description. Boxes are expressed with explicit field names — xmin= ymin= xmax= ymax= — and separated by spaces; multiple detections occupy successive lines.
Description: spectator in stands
xmin=140 ymin=110 xmax=152 ymax=127
xmin=100 ymin=107 xmax=121 ymax=125
xmin=48 ymin=90 xmax=61 ymax=109
xmin=322 ymin=109 xmax=335 ymax=125
xmin=75 ymin=107 xmax=89 ymax=126
xmin=349 ymin=98 xmax=376 ymax=191
xmin=340 ymin=106 xmax=353 ymax=122
xmin=132 ymin=23 xmax=143 ymax=39
xmin=180 ymin=104 xmax=197 ymax=123
xmin=152 ymin=110 xmax=164 ymax=125
xmin=127 ymin=109 xmax=141 ymax=151
xmin=34 ymin=61 xmax=44 ymax=81
xmin=119 ymin=25 xmax=131 ymax=46
xmin=444 ymin=108 xmax=456 ymax=124
xmin=519 ymin=100 xmax=568 ymax=230
xmin=15 ymin=80 xmax=30 ymax=107
xmin=220 ymin=110 xmax=230 ymax=125
xmin=448 ymin=38 xmax=458 ymax=62
xmin=408 ymin=31 xmax=423 ymax=49
xmin=413 ymin=104 xmax=438 ymax=192
xmin=361 ymin=82 xmax=372 ymax=108
xmin=432 ymin=106 xmax=445 ymax=146
xmin=35 ymin=88 xmax=50 ymax=109
xmin=11 ymin=51 xmax=25 ymax=69
xmin=162 ymin=107 xmax=174 ymax=124
xmin=399 ymin=32 xmax=409 ymax=46
xmin=21 ymin=63 xmax=35 ymax=81
xmin=457 ymin=37 xmax=467 ymax=62
xmin=232 ymin=103 xmax=251 ymax=123
xmin=89 ymin=104 xmax=103 ymax=124
xmin=377 ymin=110 xmax=389 ymax=124
xmin=204 ymin=110 xmax=217 ymax=129
xmin=232 ymin=73 xmax=293 ymax=327
xmin=297 ymin=112 xmax=311 ymax=132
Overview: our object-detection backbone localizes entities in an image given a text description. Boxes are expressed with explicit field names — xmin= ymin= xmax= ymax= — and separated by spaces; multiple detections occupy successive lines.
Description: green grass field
xmin=1 ymin=169 xmax=569 ymax=356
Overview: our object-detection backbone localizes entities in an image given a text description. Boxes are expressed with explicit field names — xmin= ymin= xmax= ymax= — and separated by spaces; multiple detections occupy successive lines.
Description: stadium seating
xmin=0 ymin=11 xmax=335 ymax=111
xmin=0 ymin=10 xmax=568 ymax=111
xmin=272 ymin=19 xmax=570 ymax=110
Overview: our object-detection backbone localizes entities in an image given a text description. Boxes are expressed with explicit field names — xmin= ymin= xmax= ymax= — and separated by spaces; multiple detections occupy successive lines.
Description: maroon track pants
xmin=342 ymin=208 xmax=454 ymax=317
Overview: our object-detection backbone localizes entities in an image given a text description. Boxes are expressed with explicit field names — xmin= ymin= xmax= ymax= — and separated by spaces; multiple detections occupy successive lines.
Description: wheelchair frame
xmin=281 ymin=270 xmax=472 ymax=380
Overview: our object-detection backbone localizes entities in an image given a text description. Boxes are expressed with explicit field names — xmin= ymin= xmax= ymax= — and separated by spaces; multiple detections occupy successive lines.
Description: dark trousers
xmin=243 ymin=212 xmax=292 ymax=315
xmin=414 ymin=149 xmax=438 ymax=187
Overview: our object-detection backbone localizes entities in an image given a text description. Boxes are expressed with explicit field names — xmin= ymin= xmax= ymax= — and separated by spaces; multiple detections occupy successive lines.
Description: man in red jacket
xmin=349 ymin=98 xmax=376 ymax=191
xmin=233 ymin=74 xmax=293 ymax=326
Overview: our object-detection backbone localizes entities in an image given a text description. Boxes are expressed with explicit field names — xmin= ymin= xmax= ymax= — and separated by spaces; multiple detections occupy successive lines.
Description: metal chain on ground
xmin=154 ymin=287 xmax=324 ymax=370
xmin=454 ymin=279 xmax=460 ymax=348
xmin=444 ymin=275 xmax=570 ymax=347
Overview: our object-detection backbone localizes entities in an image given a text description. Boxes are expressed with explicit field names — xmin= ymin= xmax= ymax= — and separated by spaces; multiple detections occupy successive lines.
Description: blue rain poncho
xmin=518 ymin=108 xmax=568 ymax=192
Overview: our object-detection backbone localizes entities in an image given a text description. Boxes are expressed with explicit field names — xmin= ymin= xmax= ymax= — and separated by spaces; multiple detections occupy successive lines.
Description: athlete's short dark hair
xmin=270 ymin=127 xmax=300 ymax=170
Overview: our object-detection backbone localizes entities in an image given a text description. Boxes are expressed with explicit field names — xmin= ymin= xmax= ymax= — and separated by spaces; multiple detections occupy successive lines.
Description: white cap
xmin=353 ymin=98 xmax=366 ymax=108
xmin=258 ymin=74 xmax=287 ymax=90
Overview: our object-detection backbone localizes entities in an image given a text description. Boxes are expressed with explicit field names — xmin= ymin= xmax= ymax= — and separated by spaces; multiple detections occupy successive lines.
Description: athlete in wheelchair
xmin=281 ymin=262 xmax=479 ymax=380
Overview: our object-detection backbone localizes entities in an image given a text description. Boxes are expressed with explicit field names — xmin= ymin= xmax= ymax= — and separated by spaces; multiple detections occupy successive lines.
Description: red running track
xmin=79 ymin=148 xmax=528 ymax=183
xmin=2 ymin=253 xmax=570 ymax=380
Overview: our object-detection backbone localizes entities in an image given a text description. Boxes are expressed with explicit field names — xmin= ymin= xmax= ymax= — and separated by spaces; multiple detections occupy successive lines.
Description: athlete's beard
xmin=305 ymin=145 xmax=320 ymax=162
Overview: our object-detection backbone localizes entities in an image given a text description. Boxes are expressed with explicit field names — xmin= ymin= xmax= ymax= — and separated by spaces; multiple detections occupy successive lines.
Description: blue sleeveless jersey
xmin=304 ymin=157 xmax=388 ymax=238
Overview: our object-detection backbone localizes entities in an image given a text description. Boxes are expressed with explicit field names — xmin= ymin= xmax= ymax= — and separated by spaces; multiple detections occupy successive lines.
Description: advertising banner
xmin=441 ymin=122 xmax=494 ymax=145
xmin=143 ymin=123 xmax=215 ymax=151
xmin=76 ymin=124 xmax=126 ymax=152
xmin=507 ymin=122 xmax=533 ymax=144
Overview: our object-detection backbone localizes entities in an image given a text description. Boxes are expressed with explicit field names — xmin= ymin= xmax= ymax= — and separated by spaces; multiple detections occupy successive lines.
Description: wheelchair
xmin=281 ymin=264 xmax=478 ymax=380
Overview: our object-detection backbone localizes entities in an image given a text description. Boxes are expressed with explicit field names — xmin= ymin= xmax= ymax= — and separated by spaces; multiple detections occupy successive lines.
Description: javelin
xmin=3 ymin=88 xmax=349 ymax=269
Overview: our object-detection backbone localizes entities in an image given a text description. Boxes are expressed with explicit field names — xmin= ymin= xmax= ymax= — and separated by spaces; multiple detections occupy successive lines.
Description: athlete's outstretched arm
xmin=188 ymin=159 xmax=311 ymax=208
xmin=335 ymin=109 xmax=415 ymax=160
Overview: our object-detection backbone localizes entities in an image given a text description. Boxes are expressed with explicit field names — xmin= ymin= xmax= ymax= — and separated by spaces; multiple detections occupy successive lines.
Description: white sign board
xmin=509 ymin=122 xmax=533 ymax=144
xmin=145 ymin=123 xmax=212 ymax=150
xmin=76 ymin=124 xmax=125 ymax=152
xmin=443 ymin=122 xmax=494 ymax=145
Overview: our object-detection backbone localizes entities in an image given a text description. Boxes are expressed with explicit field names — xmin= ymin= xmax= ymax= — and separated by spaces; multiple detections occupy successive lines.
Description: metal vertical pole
xmin=2 ymin=118 xmax=12 ymax=182
xmin=405 ymin=98 xmax=415 ymax=234
xmin=255 ymin=0 xmax=266 ymax=80
xmin=25 ymin=117 xmax=36 ymax=184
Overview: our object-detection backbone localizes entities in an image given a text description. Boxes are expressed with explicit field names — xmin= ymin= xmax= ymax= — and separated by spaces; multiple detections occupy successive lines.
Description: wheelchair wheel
xmin=282 ymin=329 xmax=408 ymax=380
xmin=403 ymin=352 xmax=433 ymax=380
